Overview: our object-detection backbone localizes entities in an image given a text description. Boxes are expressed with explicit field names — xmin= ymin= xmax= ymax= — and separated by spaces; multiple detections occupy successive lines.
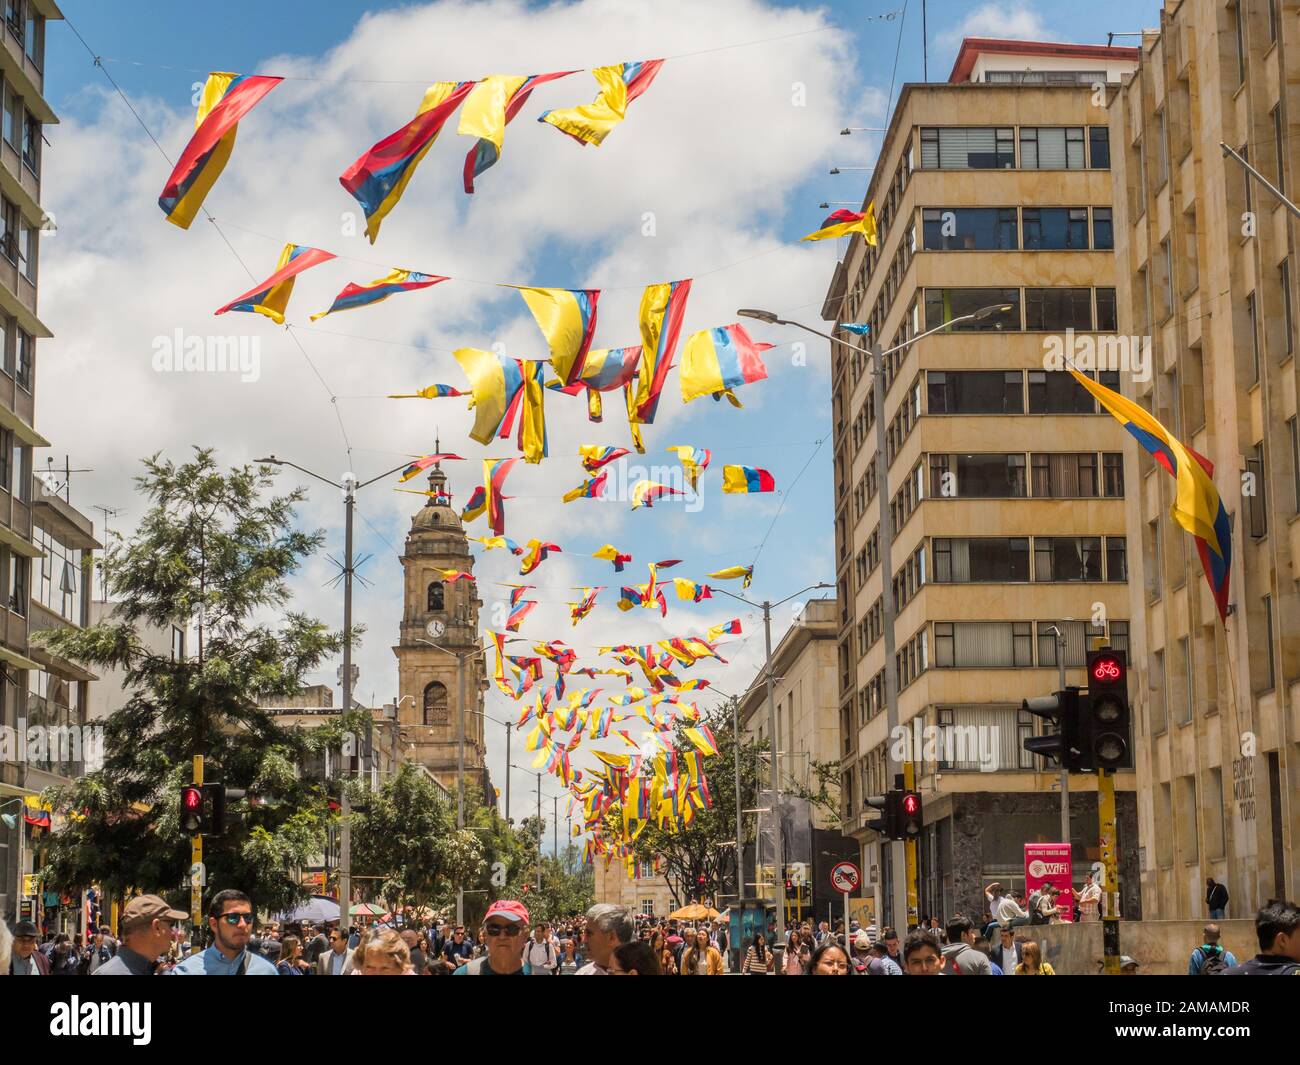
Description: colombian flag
xmin=311 ymin=269 xmax=447 ymax=321
xmin=459 ymin=71 xmax=576 ymax=192
xmin=1070 ymin=369 xmax=1231 ymax=620
xmin=707 ymin=618 xmax=742 ymax=640
xmin=722 ymin=465 xmax=776 ymax=494
xmin=482 ymin=457 xmax=519 ymax=536
xmin=593 ymin=544 xmax=632 ymax=572
xmin=801 ymin=202 xmax=878 ymax=244
xmin=569 ymin=587 xmax=602 ymax=625
xmin=455 ymin=348 xmax=525 ymax=445
xmin=672 ymin=578 xmax=712 ymax=602
xmin=560 ymin=346 xmax=642 ymax=421
xmin=579 ymin=445 xmax=629 ymax=472
xmin=563 ymin=472 xmax=607 ymax=502
xmin=709 ymin=565 xmax=754 ymax=589
xmin=506 ymin=599 xmax=537 ymax=632
xmin=539 ymin=60 xmax=664 ymax=147
xmin=399 ymin=452 xmax=463 ymax=482
xmin=513 ymin=286 xmax=600 ymax=387
xmin=159 ymin=72 xmax=282 ymax=229
xmin=389 ymin=383 xmax=465 ymax=399
xmin=520 ymin=540 xmax=561 ymax=575
xmin=461 ymin=486 xmax=487 ymax=524
xmin=215 ymin=243 xmax=335 ymax=324
xmin=680 ymin=324 xmax=772 ymax=405
xmin=340 ymin=80 xmax=476 ymax=243
xmin=666 ymin=446 xmax=712 ymax=490
xmin=508 ymin=584 xmax=534 ymax=607
xmin=630 ymin=481 xmax=684 ymax=510
xmin=629 ymin=280 xmax=692 ymax=435
xmin=683 ymin=725 xmax=719 ymax=757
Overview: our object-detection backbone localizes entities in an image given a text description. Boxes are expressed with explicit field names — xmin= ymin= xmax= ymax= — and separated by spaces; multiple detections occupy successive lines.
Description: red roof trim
xmin=949 ymin=38 xmax=1140 ymax=83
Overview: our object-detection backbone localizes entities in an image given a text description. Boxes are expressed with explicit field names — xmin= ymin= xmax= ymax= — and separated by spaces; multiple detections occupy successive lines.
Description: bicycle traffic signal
xmin=1082 ymin=648 xmax=1132 ymax=771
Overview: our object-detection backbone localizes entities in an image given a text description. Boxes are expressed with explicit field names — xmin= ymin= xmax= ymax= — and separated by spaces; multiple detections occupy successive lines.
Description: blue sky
xmin=39 ymin=0 xmax=1164 ymax=838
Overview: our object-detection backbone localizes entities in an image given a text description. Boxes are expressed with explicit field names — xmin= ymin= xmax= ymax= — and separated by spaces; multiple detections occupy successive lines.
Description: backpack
xmin=1197 ymin=946 xmax=1229 ymax=976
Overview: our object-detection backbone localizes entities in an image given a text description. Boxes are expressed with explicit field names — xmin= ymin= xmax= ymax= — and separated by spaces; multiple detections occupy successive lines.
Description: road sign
xmin=830 ymin=860 xmax=861 ymax=894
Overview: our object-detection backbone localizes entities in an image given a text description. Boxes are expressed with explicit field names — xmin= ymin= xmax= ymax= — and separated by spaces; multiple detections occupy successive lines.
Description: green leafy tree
xmin=348 ymin=763 xmax=482 ymax=917
xmin=625 ymin=700 xmax=765 ymax=908
xmin=35 ymin=449 xmax=342 ymax=918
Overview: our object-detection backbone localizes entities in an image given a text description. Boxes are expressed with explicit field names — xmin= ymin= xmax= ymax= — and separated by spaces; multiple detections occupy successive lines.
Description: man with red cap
xmin=453 ymin=900 xmax=529 ymax=976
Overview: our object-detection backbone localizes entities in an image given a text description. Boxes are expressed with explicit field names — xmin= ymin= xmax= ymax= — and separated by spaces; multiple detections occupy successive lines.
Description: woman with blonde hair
xmin=680 ymin=928 xmax=723 ymax=975
xmin=1013 ymin=940 xmax=1055 ymax=975
xmin=352 ymin=928 xmax=413 ymax=975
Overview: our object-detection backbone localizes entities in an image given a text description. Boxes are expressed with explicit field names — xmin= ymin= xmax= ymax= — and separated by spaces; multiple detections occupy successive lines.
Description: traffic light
xmin=899 ymin=790 xmax=922 ymax=838
xmin=1022 ymin=688 xmax=1082 ymax=770
xmin=864 ymin=791 xmax=897 ymax=839
xmin=204 ymin=784 xmax=248 ymax=835
xmin=180 ymin=785 xmax=204 ymax=834
xmin=1082 ymin=648 xmax=1132 ymax=771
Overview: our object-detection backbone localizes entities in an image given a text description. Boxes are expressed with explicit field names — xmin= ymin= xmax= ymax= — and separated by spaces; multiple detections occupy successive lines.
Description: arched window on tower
xmin=427 ymin=581 xmax=445 ymax=612
xmin=423 ymin=681 xmax=449 ymax=726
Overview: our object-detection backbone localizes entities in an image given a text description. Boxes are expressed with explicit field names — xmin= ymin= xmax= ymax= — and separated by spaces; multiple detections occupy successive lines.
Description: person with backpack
xmin=524 ymin=921 xmax=558 ymax=974
xmin=1188 ymin=924 xmax=1237 ymax=975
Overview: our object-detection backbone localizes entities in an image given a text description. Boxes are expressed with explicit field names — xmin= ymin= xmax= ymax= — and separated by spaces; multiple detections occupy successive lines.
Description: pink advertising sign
xmin=1023 ymin=842 xmax=1074 ymax=923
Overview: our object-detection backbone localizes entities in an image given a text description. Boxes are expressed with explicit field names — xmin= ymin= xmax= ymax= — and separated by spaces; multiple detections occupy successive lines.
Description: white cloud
xmin=935 ymin=2 xmax=1054 ymax=51
xmin=40 ymin=0 xmax=852 ymax=827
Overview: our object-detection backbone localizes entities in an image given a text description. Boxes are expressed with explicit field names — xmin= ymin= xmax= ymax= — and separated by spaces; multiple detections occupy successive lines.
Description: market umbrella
xmin=667 ymin=903 xmax=719 ymax=921
xmin=273 ymin=895 xmax=340 ymax=924
xmin=350 ymin=902 xmax=385 ymax=917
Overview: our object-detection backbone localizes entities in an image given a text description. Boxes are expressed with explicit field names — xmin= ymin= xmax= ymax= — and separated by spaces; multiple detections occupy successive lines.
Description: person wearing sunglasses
xmin=453 ymin=900 xmax=529 ymax=976
xmin=169 ymin=889 xmax=278 ymax=975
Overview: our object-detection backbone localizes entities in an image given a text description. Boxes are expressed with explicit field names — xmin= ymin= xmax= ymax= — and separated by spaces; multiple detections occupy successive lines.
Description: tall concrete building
xmin=0 ymin=0 xmax=62 ymax=927
xmin=391 ymin=461 xmax=490 ymax=800
xmin=822 ymin=39 xmax=1143 ymax=927
xmin=1108 ymin=0 xmax=1297 ymax=919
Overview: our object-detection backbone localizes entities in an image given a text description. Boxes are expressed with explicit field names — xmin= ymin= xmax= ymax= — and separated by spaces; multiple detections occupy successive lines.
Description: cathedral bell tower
xmin=392 ymin=457 xmax=489 ymax=797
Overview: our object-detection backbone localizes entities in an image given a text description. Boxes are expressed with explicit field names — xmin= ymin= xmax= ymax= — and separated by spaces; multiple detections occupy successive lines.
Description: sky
xmin=37 ymin=0 xmax=1165 ymax=845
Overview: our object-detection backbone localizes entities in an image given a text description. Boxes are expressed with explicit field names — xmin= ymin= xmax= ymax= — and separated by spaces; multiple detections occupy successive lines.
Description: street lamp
xmin=0 ymin=796 xmax=22 ymax=829
xmin=840 ymin=126 xmax=887 ymax=135
xmin=466 ymin=706 xmax=516 ymax=823
xmin=829 ymin=166 xmax=875 ymax=175
xmin=510 ymin=764 xmax=548 ymax=892
xmin=734 ymin=302 xmax=1012 ymax=930
xmin=710 ymin=581 xmax=832 ymax=970
xmin=256 ymin=453 xmax=410 ymax=919
xmin=818 ymin=201 xmax=860 ymax=209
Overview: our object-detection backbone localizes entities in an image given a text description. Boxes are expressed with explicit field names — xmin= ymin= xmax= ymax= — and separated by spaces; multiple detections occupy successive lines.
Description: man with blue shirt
xmin=168 ymin=889 xmax=278 ymax=975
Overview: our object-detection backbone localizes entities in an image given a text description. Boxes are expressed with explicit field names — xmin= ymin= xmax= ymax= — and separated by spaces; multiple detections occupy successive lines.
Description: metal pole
xmin=553 ymin=794 xmax=558 ymax=859
xmin=871 ymin=342 xmax=905 ymax=930
xmin=762 ymin=599 xmax=786 ymax=970
xmin=456 ymin=650 xmax=466 ymax=927
xmin=733 ymin=694 xmax=744 ymax=904
xmin=536 ymin=772 xmax=542 ymax=892
xmin=922 ymin=0 xmax=928 ymax=81
xmin=504 ymin=722 xmax=512 ymax=823
xmin=903 ymin=761 xmax=918 ymax=927
xmin=339 ymin=484 xmax=354 ymax=920
xmin=1098 ymin=769 xmax=1121 ymax=973
xmin=190 ymin=755 xmax=204 ymax=933
xmin=1057 ymin=627 xmax=1070 ymax=848
xmin=1221 ymin=142 xmax=1300 ymax=221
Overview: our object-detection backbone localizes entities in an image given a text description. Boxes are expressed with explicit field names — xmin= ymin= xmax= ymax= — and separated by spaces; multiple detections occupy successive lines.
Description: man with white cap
xmin=94 ymin=895 xmax=188 ymax=975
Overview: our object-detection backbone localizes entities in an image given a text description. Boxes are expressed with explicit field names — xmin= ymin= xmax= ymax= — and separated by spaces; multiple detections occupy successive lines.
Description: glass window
xmin=14 ymin=442 xmax=27 ymax=503
xmin=18 ymin=217 xmax=32 ymax=281
xmin=1247 ymin=443 xmax=1267 ymax=538
xmin=931 ymin=537 xmax=1029 ymax=582
xmin=1025 ymin=288 xmax=1093 ymax=330
xmin=920 ymin=127 xmax=1014 ymax=169
xmin=0 ymin=428 xmax=9 ymax=491
xmin=1020 ymin=127 xmax=1085 ymax=169
xmin=7 ymin=549 xmax=26 ymax=616
xmin=923 ymin=288 xmax=1020 ymax=331
xmin=1096 ymin=288 xmax=1118 ymax=331
xmin=21 ymin=111 xmax=38 ymax=175
xmin=926 ymin=370 xmax=1022 ymax=414
xmin=934 ymin=453 xmax=1026 ymax=497
xmin=1092 ymin=208 xmax=1113 ymax=250
xmin=1030 ymin=453 xmax=1098 ymax=497
xmin=1022 ymin=208 xmax=1089 ymax=250
xmin=1089 ymin=126 xmax=1110 ymax=169
xmin=921 ymin=207 xmax=1017 ymax=250
xmin=1034 ymin=536 xmax=1103 ymax=581
xmin=24 ymin=10 xmax=40 ymax=67
xmin=1106 ymin=536 xmax=1128 ymax=582
xmin=15 ymin=329 xmax=30 ymax=391
xmin=4 ymin=88 xmax=20 ymax=149
xmin=1103 ymin=453 xmax=1125 ymax=496
xmin=1028 ymin=370 xmax=1096 ymax=413
xmin=171 ymin=626 xmax=185 ymax=661
xmin=0 ymin=197 xmax=16 ymax=264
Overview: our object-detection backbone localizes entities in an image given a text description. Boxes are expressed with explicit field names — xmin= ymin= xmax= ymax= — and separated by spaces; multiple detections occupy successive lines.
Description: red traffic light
xmin=181 ymin=786 xmax=202 ymax=811
xmin=1091 ymin=654 xmax=1124 ymax=684
xmin=902 ymin=793 xmax=919 ymax=816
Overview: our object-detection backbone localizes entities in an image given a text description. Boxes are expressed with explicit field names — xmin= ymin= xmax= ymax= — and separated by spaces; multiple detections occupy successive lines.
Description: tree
xmin=348 ymin=763 xmax=482 ymax=917
xmin=624 ymin=700 xmax=765 ymax=908
xmin=35 ymin=449 xmax=342 ymax=918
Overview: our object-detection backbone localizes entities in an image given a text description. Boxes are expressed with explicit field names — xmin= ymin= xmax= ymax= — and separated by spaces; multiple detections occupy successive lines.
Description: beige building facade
xmin=593 ymin=856 xmax=677 ymax=918
xmin=1108 ymin=0 xmax=1297 ymax=919
xmin=737 ymin=597 xmax=839 ymax=827
xmin=823 ymin=40 xmax=1142 ymax=927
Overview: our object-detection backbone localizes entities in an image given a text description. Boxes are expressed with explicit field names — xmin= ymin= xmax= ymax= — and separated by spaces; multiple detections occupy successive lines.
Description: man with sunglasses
xmin=169 ymin=889 xmax=278 ymax=975
xmin=317 ymin=926 xmax=355 ymax=975
xmin=442 ymin=925 xmax=473 ymax=965
xmin=453 ymin=900 xmax=528 ymax=975
xmin=94 ymin=895 xmax=187 ymax=976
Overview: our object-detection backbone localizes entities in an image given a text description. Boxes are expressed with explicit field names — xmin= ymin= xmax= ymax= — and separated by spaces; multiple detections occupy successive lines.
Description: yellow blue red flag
xmin=539 ymin=60 xmax=664 ymax=147
xmin=629 ymin=280 xmax=692 ymax=438
xmin=680 ymin=323 xmax=772 ymax=405
xmin=215 ymin=243 xmax=336 ymax=324
xmin=455 ymin=348 xmax=525 ymax=445
xmin=512 ymin=285 xmax=600 ymax=387
xmin=460 ymin=71 xmax=576 ymax=192
xmin=311 ymin=270 xmax=447 ymax=321
xmin=801 ymin=202 xmax=878 ymax=244
xmin=722 ymin=465 xmax=776 ymax=494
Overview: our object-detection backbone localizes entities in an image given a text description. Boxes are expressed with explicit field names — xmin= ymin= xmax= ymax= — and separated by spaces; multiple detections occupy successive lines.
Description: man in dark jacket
xmin=9 ymin=920 xmax=50 ymax=975
xmin=1206 ymin=877 xmax=1229 ymax=919
xmin=1224 ymin=899 xmax=1300 ymax=975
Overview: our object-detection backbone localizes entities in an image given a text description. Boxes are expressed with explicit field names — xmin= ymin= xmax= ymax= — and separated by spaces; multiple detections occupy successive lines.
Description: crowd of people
xmin=3 ymin=890 xmax=1298 ymax=976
